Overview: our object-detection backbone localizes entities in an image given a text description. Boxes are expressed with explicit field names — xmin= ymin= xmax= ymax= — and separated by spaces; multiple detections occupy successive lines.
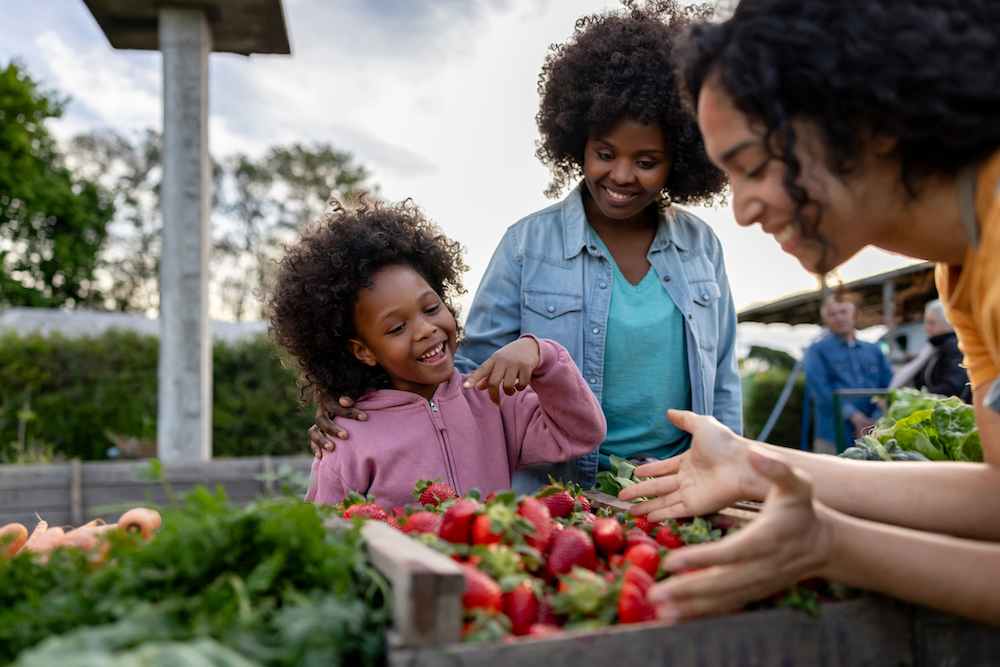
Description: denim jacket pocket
xmin=524 ymin=290 xmax=583 ymax=319
xmin=522 ymin=290 xmax=583 ymax=359
xmin=691 ymin=280 xmax=721 ymax=308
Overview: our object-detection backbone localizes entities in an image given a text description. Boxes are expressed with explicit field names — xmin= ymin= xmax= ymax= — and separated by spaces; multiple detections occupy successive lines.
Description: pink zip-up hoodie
xmin=304 ymin=336 xmax=606 ymax=509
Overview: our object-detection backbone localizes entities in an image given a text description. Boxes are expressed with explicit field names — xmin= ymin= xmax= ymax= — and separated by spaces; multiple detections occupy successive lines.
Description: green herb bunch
xmin=0 ymin=489 xmax=390 ymax=667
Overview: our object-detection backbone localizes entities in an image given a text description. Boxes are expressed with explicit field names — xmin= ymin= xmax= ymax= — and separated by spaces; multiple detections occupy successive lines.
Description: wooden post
xmin=70 ymin=458 xmax=83 ymax=526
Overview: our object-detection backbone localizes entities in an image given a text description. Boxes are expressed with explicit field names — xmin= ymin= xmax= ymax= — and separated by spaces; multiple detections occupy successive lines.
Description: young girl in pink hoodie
xmin=267 ymin=199 xmax=606 ymax=509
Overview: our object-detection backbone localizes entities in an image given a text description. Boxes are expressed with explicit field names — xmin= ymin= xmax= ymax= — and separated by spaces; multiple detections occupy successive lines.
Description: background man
xmin=805 ymin=293 xmax=893 ymax=454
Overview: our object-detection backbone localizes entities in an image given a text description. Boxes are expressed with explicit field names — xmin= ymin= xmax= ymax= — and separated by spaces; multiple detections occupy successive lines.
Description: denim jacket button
xmin=548 ymin=306 xmax=555 ymax=313
xmin=702 ymin=294 xmax=709 ymax=301
xmin=663 ymin=275 xmax=671 ymax=282
xmin=688 ymin=313 xmax=693 ymax=319
xmin=599 ymin=282 xmax=607 ymax=289
xmin=589 ymin=377 xmax=596 ymax=384
xmin=592 ymin=327 xmax=600 ymax=335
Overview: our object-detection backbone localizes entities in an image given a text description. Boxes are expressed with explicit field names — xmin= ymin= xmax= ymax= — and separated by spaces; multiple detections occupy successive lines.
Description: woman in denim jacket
xmin=311 ymin=1 xmax=742 ymax=493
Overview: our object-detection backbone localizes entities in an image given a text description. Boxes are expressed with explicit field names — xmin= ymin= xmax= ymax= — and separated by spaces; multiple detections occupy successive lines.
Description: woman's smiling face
xmin=695 ymin=78 xmax=876 ymax=275
xmin=349 ymin=264 xmax=457 ymax=401
xmin=581 ymin=117 xmax=673 ymax=226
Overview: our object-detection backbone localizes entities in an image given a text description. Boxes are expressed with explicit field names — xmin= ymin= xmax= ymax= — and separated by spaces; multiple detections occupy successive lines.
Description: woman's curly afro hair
xmin=266 ymin=199 xmax=467 ymax=403
xmin=535 ymin=0 xmax=727 ymax=206
xmin=680 ymin=0 xmax=1000 ymax=271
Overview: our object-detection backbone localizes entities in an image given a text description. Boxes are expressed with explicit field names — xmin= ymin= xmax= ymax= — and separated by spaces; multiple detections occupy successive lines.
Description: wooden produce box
xmin=348 ymin=492 xmax=1000 ymax=667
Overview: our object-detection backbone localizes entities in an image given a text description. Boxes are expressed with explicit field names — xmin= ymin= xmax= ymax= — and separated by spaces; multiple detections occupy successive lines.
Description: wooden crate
xmin=351 ymin=492 xmax=1000 ymax=667
xmin=0 ymin=455 xmax=314 ymax=527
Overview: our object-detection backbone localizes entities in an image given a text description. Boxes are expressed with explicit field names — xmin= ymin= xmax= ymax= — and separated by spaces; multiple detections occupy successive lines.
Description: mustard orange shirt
xmin=935 ymin=149 xmax=1000 ymax=391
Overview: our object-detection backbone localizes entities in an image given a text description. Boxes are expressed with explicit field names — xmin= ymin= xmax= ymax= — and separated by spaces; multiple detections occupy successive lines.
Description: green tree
xmin=0 ymin=60 xmax=113 ymax=307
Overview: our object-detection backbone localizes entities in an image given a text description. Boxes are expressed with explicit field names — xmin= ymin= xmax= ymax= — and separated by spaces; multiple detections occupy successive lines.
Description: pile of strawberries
xmin=332 ymin=478 xmax=726 ymax=641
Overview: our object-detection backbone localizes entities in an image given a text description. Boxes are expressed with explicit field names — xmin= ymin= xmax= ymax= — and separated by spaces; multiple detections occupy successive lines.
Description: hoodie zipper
xmin=428 ymin=399 xmax=460 ymax=493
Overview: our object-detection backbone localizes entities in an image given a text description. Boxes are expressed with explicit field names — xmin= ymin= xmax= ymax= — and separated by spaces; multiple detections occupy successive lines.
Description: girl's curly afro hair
xmin=680 ymin=0 xmax=1000 ymax=272
xmin=535 ymin=0 xmax=727 ymax=206
xmin=266 ymin=199 xmax=467 ymax=403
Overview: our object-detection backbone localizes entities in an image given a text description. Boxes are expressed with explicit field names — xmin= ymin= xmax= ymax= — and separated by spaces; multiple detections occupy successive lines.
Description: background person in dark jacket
xmin=892 ymin=299 xmax=972 ymax=401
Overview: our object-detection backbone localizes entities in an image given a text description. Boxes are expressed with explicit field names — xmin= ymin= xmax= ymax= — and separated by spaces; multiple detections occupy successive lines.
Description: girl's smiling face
xmin=349 ymin=264 xmax=457 ymax=401
xmin=696 ymin=78 xmax=879 ymax=275
xmin=581 ymin=117 xmax=673 ymax=226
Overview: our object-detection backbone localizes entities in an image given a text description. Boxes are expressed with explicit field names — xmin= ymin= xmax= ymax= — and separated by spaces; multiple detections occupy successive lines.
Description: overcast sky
xmin=0 ymin=0 xmax=920 ymax=351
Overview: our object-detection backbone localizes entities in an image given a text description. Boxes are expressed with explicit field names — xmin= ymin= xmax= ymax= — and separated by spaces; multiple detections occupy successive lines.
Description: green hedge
xmin=0 ymin=329 xmax=313 ymax=461
xmin=742 ymin=368 xmax=810 ymax=449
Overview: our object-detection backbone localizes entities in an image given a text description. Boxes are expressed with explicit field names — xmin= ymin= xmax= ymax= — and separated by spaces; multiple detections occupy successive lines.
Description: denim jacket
xmin=456 ymin=187 xmax=742 ymax=491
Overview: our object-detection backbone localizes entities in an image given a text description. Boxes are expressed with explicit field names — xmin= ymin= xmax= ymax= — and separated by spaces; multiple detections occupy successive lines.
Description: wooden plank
xmin=83 ymin=480 xmax=263 ymax=509
xmin=0 ymin=464 xmax=71 ymax=490
xmin=347 ymin=519 xmax=465 ymax=647
xmin=913 ymin=603 xmax=1000 ymax=665
xmin=0 ymin=510 xmax=72 ymax=529
xmin=388 ymin=596 xmax=914 ymax=667
xmin=80 ymin=459 xmax=269 ymax=484
xmin=0 ymin=487 xmax=71 ymax=509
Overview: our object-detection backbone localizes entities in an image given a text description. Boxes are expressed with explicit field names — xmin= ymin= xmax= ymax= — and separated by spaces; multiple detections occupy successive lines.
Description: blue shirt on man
xmin=804 ymin=332 xmax=893 ymax=445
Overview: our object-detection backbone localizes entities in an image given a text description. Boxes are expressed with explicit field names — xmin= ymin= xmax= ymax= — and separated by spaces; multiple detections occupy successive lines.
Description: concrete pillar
xmin=158 ymin=8 xmax=212 ymax=461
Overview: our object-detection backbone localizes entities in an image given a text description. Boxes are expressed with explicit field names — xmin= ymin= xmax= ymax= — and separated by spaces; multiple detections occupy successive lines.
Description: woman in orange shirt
xmin=621 ymin=0 xmax=1000 ymax=626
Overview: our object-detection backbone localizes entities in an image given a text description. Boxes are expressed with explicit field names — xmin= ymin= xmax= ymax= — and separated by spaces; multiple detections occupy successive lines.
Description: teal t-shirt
xmin=591 ymin=232 xmax=692 ymax=470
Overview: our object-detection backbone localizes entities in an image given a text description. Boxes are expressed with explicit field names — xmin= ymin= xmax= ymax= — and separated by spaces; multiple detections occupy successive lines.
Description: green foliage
xmin=594 ymin=454 xmax=651 ymax=500
xmin=742 ymin=367 xmax=808 ymax=448
xmin=0 ymin=489 xmax=391 ymax=666
xmin=0 ymin=60 xmax=113 ymax=308
xmin=841 ymin=388 xmax=980 ymax=462
xmin=0 ymin=330 xmax=312 ymax=461
xmin=745 ymin=345 xmax=797 ymax=372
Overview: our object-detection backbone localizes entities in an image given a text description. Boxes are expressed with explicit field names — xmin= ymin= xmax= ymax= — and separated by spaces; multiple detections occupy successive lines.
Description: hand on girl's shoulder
xmin=462 ymin=336 xmax=541 ymax=406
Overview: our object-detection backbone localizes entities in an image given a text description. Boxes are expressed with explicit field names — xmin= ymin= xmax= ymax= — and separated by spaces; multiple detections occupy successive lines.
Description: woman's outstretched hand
xmin=648 ymin=446 xmax=834 ymax=622
xmin=309 ymin=396 xmax=368 ymax=459
xmin=463 ymin=337 xmax=540 ymax=406
xmin=618 ymin=410 xmax=768 ymax=522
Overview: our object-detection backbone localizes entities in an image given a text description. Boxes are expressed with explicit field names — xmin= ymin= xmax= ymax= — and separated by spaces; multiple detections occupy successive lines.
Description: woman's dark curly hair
xmin=535 ymin=0 xmax=727 ymax=206
xmin=681 ymin=0 xmax=1000 ymax=272
xmin=266 ymin=199 xmax=467 ymax=403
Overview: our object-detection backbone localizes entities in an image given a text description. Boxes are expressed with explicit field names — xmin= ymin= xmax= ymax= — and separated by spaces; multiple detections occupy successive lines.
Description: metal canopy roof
xmin=737 ymin=261 xmax=937 ymax=329
xmin=82 ymin=0 xmax=291 ymax=55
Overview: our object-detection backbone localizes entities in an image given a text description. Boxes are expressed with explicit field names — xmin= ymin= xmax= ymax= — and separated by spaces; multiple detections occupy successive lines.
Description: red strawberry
xmin=576 ymin=495 xmax=592 ymax=513
xmin=622 ymin=564 xmax=656 ymax=593
xmin=591 ymin=517 xmax=625 ymax=557
xmin=625 ymin=527 xmax=657 ymax=550
xmin=472 ymin=513 xmax=504 ymax=545
xmin=342 ymin=503 xmax=387 ymax=521
xmin=527 ymin=623 xmax=563 ymax=637
xmin=607 ymin=553 xmax=626 ymax=569
xmin=546 ymin=527 xmax=597 ymax=576
xmin=618 ymin=581 xmax=656 ymax=624
xmin=537 ymin=487 xmax=575 ymax=519
xmin=516 ymin=496 xmax=553 ymax=552
xmin=623 ymin=543 xmax=661 ymax=578
xmin=633 ymin=514 xmax=659 ymax=534
xmin=439 ymin=498 xmax=479 ymax=544
xmin=536 ymin=593 xmax=561 ymax=626
xmin=402 ymin=510 xmax=442 ymax=535
xmin=391 ymin=505 xmax=409 ymax=518
xmin=415 ymin=479 xmax=458 ymax=507
xmin=460 ymin=563 xmax=503 ymax=611
xmin=502 ymin=578 xmax=539 ymax=636
xmin=485 ymin=491 xmax=499 ymax=503
xmin=577 ymin=512 xmax=597 ymax=525
xmin=386 ymin=516 xmax=403 ymax=531
xmin=656 ymin=525 xmax=684 ymax=549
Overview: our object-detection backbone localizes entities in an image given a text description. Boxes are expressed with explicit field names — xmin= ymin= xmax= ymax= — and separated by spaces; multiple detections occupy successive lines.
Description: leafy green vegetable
xmin=594 ymin=455 xmax=652 ymax=501
xmin=0 ymin=489 xmax=390 ymax=666
xmin=840 ymin=388 xmax=980 ymax=463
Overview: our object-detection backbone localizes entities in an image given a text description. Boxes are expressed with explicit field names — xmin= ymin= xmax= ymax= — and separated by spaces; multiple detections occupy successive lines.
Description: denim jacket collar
xmin=561 ymin=185 xmax=689 ymax=261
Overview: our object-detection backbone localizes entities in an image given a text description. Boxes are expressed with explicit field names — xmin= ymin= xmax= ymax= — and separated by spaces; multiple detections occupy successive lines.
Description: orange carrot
xmin=18 ymin=518 xmax=49 ymax=555
xmin=0 ymin=523 xmax=28 ymax=561
xmin=117 ymin=508 xmax=162 ymax=539
xmin=76 ymin=518 xmax=106 ymax=530
xmin=23 ymin=526 xmax=65 ymax=554
xmin=61 ymin=528 xmax=101 ymax=552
